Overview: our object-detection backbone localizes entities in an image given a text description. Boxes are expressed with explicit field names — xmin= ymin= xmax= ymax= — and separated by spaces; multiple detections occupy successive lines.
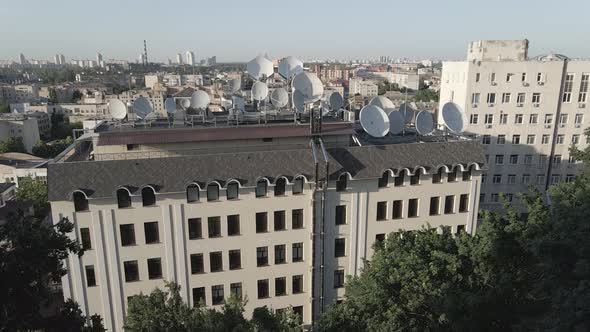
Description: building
xmin=96 ymin=53 xmax=103 ymax=66
xmin=177 ymin=53 xmax=183 ymax=65
xmin=186 ymin=51 xmax=195 ymax=66
xmin=309 ymin=64 xmax=350 ymax=82
xmin=349 ymin=78 xmax=378 ymax=97
xmin=0 ymin=114 xmax=41 ymax=152
xmin=19 ymin=53 xmax=27 ymax=65
xmin=372 ymin=71 xmax=422 ymax=90
xmin=0 ymin=152 xmax=49 ymax=186
xmin=439 ymin=39 xmax=589 ymax=211
xmin=49 ymin=117 xmax=484 ymax=332
xmin=0 ymin=182 xmax=34 ymax=225
xmin=0 ymin=84 xmax=40 ymax=104
xmin=106 ymin=90 xmax=166 ymax=116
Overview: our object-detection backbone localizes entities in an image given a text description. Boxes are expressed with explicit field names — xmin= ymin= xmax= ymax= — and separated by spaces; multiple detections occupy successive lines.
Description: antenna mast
xmin=143 ymin=40 xmax=148 ymax=66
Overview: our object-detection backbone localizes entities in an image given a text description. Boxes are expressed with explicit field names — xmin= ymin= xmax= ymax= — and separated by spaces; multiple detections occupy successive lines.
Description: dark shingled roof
xmin=48 ymin=140 xmax=484 ymax=201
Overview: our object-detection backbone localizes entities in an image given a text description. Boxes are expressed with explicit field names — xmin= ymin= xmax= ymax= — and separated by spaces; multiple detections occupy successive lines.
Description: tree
xmin=0 ymin=104 xmax=10 ymax=113
xmin=16 ymin=176 xmax=49 ymax=213
xmin=0 ymin=213 xmax=83 ymax=330
xmin=71 ymin=90 xmax=83 ymax=103
xmin=0 ymin=136 xmax=27 ymax=153
xmin=46 ymin=299 xmax=106 ymax=332
xmin=413 ymin=88 xmax=439 ymax=102
xmin=48 ymin=88 xmax=58 ymax=104
xmin=33 ymin=137 xmax=73 ymax=158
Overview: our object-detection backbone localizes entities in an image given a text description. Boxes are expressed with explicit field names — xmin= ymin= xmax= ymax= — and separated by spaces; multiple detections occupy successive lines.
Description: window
xmin=120 ymin=224 xmax=136 ymax=246
xmin=226 ymin=182 xmax=239 ymax=200
xmin=410 ymin=173 xmax=420 ymax=185
xmin=493 ymin=174 xmax=502 ymax=184
xmin=191 ymin=254 xmax=204 ymax=274
xmin=336 ymin=174 xmax=347 ymax=191
xmin=514 ymin=114 xmax=523 ymax=124
xmin=292 ymin=275 xmax=303 ymax=294
xmin=508 ymin=174 xmax=517 ymax=184
xmin=475 ymin=73 xmax=480 ymax=82
xmin=229 ymin=250 xmax=241 ymax=270
xmin=575 ymin=114 xmax=584 ymax=124
xmin=124 ymin=260 xmax=139 ymax=282
xmin=522 ymin=174 xmax=531 ymax=184
xmin=553 ymin=155 xmax=562 ymax=164
xmin=444 ymin=195 xmax=455 ymax=214
xmin=497 ymin=135 xmax=505 ymax=144
xmin=408 ymin=198 xmax=419 ymax=218
xmin=491 ymin=193 xmax=500 ymax=202
xmin=542 ymin=135 xmax=550 ymax=144
xmin=502 ymin=93 xmax=511 ymax=103
xmin=509 ymin=154 xmax=518 ymax=164
xmin=274 ymin=178 xmax=286 ymax=196
xmin=378 ymin=172 xmax=389 ymax=188
xmin=256 ymin=246 xmax=268 ymax=266
xmin=230 ymin=282 xmax=242 ymax=299
xmin=256 ymin=179 xmax=268 ymax=197
xmin=188 ymin=218 xmax=202 ymax=239
xmin=456 ymin=225 xmax=466 ymax=234
xmin=470 ymin=114 xmax=479 ymax=124
xmin=257 ymin=279 xmax=269 ymax=299
xmin=490 ymin=72 xmax=496 ymax=83
xmin=334 ymin=270 xmax=345 ymax=288
xmin=559 ymin=114 xmax=568 ymax=125
xmin=211 ymin=285 xmax=224 ymax=305
xmin=572 ymin=135 xmax=580 ymax=145
xmin=429 ymin=197 xmax=440 ymax=216
xmin=471 ymin=93 xmax=480 ymax=104
xmin=545 ymin=114 xmax=553 ymax=124
xmin=479 ymin=194 xmax=485 ymax=203
xmin=499 ymin=114 xmax=508 ymax=124
xmin=506 ymin=73 xmax=513 ymax=82
xmin=482 ymin=135 xmax=491 ymax=144
xmin=141 ymin=187 xmax=156 ymax=206
xmin=335 ymin=205 xmax=346 ymax=225
xmin=256 ymin=212 xmax=268 ymax=233
xmin=227 ymin=215 xmax=240 ymax=236
xmin=527 ymin=135 xmax=536 ymax=144
xmin=484 ymin=114 xmax=494 ymax=124
xmin=537 ymin=72 xmax=544 ymax=83
xmin=376 ymin=233 xmax=386 ymax=242
xmin=147 ymin=258 xmax=162 ymax=279
xmin=540 ymin=155 xmax=548 ymax=166
xmin=210 ymin=252 xmax=223 ymax=272
xmin=532 ymin=92 xmax=541 ymax=104
xmin=207 ymin=183 xmax=219 ymax=201
xmin=512 ymin=135 xmax=521 ymax=144
xmin=275 ymin=245 xmax=286 ymax=264
xmin=447 ymin=169 xmax=457 ymax=182
xmin=292 ymin=209 xmax=303 ymax=229
xmin=394 ymin=173 xmax=404 ymax=186
xmin=432 ymin=169 xmax=443 ymax=183
xmin=551 ymin=174 xmax=561 ymax=185
xmin=73 ymin=191 xmax=88 ymax=212
xmin=292 ymin=243 xmax=303 ymax=262
xmin=186 ymin=184 xmax=199 ymax=203
xmin=522 ymin=73 xmax=527 ymax=82
xmin=208 ymin=217 xmax=221 ymax=238
xmin=537 ymin=174 xmax=546 ymax=185
xmin=274 ymin=210 xmax=286 ymax=231
xmin=556 ymin=135 xmax=565 ymax=144
xmin=144 ymin=222 xmax=159 ymax=244
xmin=495 ymin=154 xmax=504 ymax=165
xmin=293 ymin=177 xmax=304 ymax=194
xmin=275 ymin=277 xmax=286 ymax=296
xmin=459 ymin=194 xmax=469 ymax=213
xmin=530 ymin=114 xmax=538 ymax=124
xmin=481 ymin=174 xmax=487 ymax=184
xmin=85 ymin=265 xmax=96 ymax=287
xmin=193 ymin=287 xmax=206 ymax=306
xmin=463 ymin=169 xmax=472 ymax=181
xmin=517 ymin=93 xmax=525 ymax=104
xmin=565 ymin=174 xmax=576 ymax=183
xmin=563 ymin=73 xmax=574 ymax=102
xmin=487 ymin=93 xmax=496 ymax=104
xmin=117 ymin=188 xmax=132 ymax=208
xmin=579 ymin=73 xmax=589 ymax=103
xmin=80 ymin=228 xmax=92 ymax=250
xmin=392 ymin=200 xmax=403 ymax=219
xmin=376 ymin=201 xmax=387 ymax=220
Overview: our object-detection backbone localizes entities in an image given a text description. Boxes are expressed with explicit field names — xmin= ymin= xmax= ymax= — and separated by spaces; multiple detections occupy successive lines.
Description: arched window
xmin=227 ymin=182 xmax=239 ymax=200
xmin=117 ymin=188 xmax=131 ymax=208
xmin=73 ymin=191 xmax=88 ymax=212
xmin=293 ymin=177 xmax=304 ymax=195
xmin=378 ymin=172 xmax=389 ymax=188
xmin=432 ymin=168 xmax=444 ymax=184
xmin=256 ymin=179 xmax=268 ymax=198
xmin=336 ymin=174 xmax=348 ymax=192
xmin=394 ymin=172 xmax=405 ymax=187
xmin=275 ymin=178 xmax=286 ymax=196
xmin=207 ymin=183 xmax=219 ymax=201
xmin=141 ymin=187 xmax=156 ymax=206
xmin=186 ymin=184 xmax=200 ymax=203
xmin=462 ymin=166 xmax=473 ymax=181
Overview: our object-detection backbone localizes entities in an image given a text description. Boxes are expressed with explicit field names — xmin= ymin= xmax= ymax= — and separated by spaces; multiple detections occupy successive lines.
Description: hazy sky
xmin=1 ymin=0 xmax=589 ymax=62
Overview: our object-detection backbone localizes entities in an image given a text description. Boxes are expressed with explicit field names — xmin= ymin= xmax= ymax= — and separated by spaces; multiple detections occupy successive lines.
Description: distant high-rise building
xmin=97 ymin=53 xmax=103 ymax=65
xmin=59 ymin=54 xmax=66 ymax=65
xmin=19 ymin=53 xmax=27 ymax=65
xmin=54 ymin=54 xmax=60 ymax=65
xmin=176 ymin=53 xmax=183 ymax=65
xmin=139 ymin=53 xmax=146 ymax=64
xmin=186 ymin=51 xmax=195 ymax=66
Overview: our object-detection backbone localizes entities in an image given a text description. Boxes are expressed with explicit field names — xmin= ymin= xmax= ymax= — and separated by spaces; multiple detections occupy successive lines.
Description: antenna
xmin=399 ymin=102 xmax=416 ymax=124
xmin=247 ymin=55 xmax=273 ymax=80
xmin=190 ymin=90 xmax=211 ymax=110
xmin=415 ymin=111 xmax=435 ymax=135
xmin=143 ymin=40 xmax=148 ymax=66
xmin=229 ymin=78 xmax=241 ymax=93
xmin=278 ymin=56 xmax=304 ymax=79
xmin=441 ymin=102 xmax=466 ymax=133
xmin=132 ymin=96 xmax=153 ymax=119
xmin=369 ymin=96 xmax=394 ymax=110
xmin=164 ymin=98 xmax=177 ymax=114
xmin=292 ymin=72 xmax=324 ymax=103
xmin=108 ymin=99 xmax=128 ymax=120
xmin=251 ymin=81 xmax=269 ymax=101
xmin=387 ymin=110 xmax=404 ymax=135
xmin=360 ymin=105 xmax=389 ymax=137
xmin=329 ymin=92 xmax=344 ymax=110
xmin=292 ymin=90 xmax=306 ymax=113
xmin=270 ymin=88 xmax=289 ymax=108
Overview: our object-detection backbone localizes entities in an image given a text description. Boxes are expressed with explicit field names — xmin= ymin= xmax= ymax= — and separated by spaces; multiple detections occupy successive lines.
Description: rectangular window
xmin=85 ymin=265 xmax=96 ymax=287
xmin=394 ymin=173 xmax=404 ymax=186
xmin=210 ymin=252 xmax=223 ymax=272
xmin=509 ymin=154 xmax=518 ymax=164
xmin=545 ymin=114 xmax=553 ymax=124
xmin=471 ymin=93 xmax=480 ymax=104
xmin=208 ymin=217 xmax=221 ymax=238
xmin=191 ymin=253 xmax=204 ymax=274
xmin=490 ymin=72 xmax=496 ymax=83
xmin=227 ymin=215 xmax=240 ymax=236
xmin=499 ymin=114 xmax=508 ymax=124
xmin=475 ymin=73 xmax=480 ymax=82
xmin=559 ymin=114 xmax=568 ymax=125
xmin=532 ymin=92 xmax=541 ymax=104
xmin=188 ymin=218 xmax=202 ymax=239
xmin=335 ymin=205 xmax=346 ymax=225
xmin=459 ymin=194 xmax=469 ymax=213
xmin=517 ymin=92 xmax=525 ymax=104
xmin=147 ymin=258 xmax=162 ymax=279
xmin=540 ymin=155 xmax=547 ymax=166
xmin=470 ymin=114 xmax=479 ymax=124
xmin=495 ymin=154 xmax=504 ymax=165
xmin=80 ymin=228 xmax=92 ymax=250
xmin=444 ymin=195 xmax=455 ymax=214
xmin=542 ymin=135 xmax=550 ymax=144
xmin=463 ymin=169 xmax=472 ymax=181
xmin=410 ymin=173 xmax=420 ymax=185
xmin=256 ymin=212 xmax=268 ymax=233
xmin=292 ymin=243 xmax=303 ymax=262
xmin=529 ymin=114 xmax=538 ymax=124
xmin=257 ymin=246 xmax=268 ymax=266
xmin=448 ymin=170 xmax=457 ymax=182
xmin=512 ymin=135 xmax=521 ymax=144
xmin=292 ymin=275 xmax=303 ymax=294
xmin=226 ymin=182 xmax=239 ymax=200
xmin=207 ymin=185 xmax=219 ymax=201
xmin=144 ymin=221 xmax=159 ymax=244
xmin=508 ymin=174 xmax=516 ymax=184
xmin=522 ymin=174 xmax=531 ymax=184
xmin=392 ymin=200 xmax=403 ymax=219
xmin=537 ymin=72 xmax=544 ymax=83
xmin=572 ymin=135 xmax=580 ymax=145
xmin=522 ymin=72 xmax=527 ymax=82
xmin=292 ymin=209 xmax=303 ymax=229
xmin=378 ymin=172 xmax=389 ymax=187
xmin=487 ymin=93 xmax=496 ymax=105
xmin=484 ymin=114 xmax=494 ymax=124
xmin=124 ymin=260 xmax=139 ymax=282
xmin=493 ymin=174 xmax=502 ymax=184
xmin=526 ymin=135 xmax=535 ymax=144
xmin=229 ymin=249 xmax=241 ymax=270
xmin=514 ymin=114 xmax=523 ymax=124
xmin=334 ymin=238 xmax=346 ymax=257
xmin=274 ymin=210 xmax=286 ymax=231
xmin=506 ymin=73 xmax=513 ymax=82
xmin=293 ymin=178 xmax=304 ymax=194
xmin=429 ymin=196 xmax=440 ymax=216
xmin=275 ymin=245 xmax=286 ymax=264
xmin=257 ymin=279 xmax=269 ymax=299
xmin=193 ymin=287 xmax=206 ymax=306
xmin=491 ymin=193 xmax=500 ymax=202
xmin=376 ymin=233 xmax=386 ymax=242
xmin=551 ymin=174 xmax=561 ymax=185
xmin=482 ymin=135 xmax=491 ymax=144
xmin=408 ymin=198 xmax=419 ymax=218
xmin=563 ymin=73 xmax=574 ymax=102
xmin=275 ymin=277 xmax=287 ymax=296
xmin=230 ymin=282 xmax=242 ymax=299
xmin=575 ymin=114 xmax=584 ymax=124
xmin=579 ymin=73 xmax=589 ymax=103
xmin=334 ymin=270 xmax=345 ymax=288
xmin=120 ymin=224 xmax=136 ymax=246
xmin=376 ymin=201 xmax=387 ymax=221
xmin=211 ymin=285 xmax=224 ymax=305
xmin=537 ymin=175 xmax=546 ymax=185
xmin=553 ymin=155 xmax=562 ymax=164
xmin=497 ymin=135 xmax=505 ymax=144
xmin=556 ymin=135 xmax=565 ymax=144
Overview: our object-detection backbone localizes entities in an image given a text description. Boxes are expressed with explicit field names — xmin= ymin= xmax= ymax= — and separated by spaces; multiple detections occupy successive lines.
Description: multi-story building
xmin=0 ymin=114 xmax=41 ymax=152
xmin=439 ymin=40 xmax=589 ymax=211
xmin=186 ymin=51 xmax=195 ymax=66
xmin=0 ymin=84 xmax=40 ymax=104
xmin=106 ymin=90 xmax=166 ymax=116
xmin=348 ymin=78 xmax=378 ymax=97
xmin=49 ymin=118 xmax=484 ymax=331
xmin=0 ymin=152 xmax=48 ymax=185
xmin=372 ymin=71 xmax=422 ymax=90
xmin=309 ymin=64 xmax=351 ymax=82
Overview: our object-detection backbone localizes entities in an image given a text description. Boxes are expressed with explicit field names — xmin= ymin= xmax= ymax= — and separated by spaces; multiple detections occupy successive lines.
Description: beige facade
xmin=349 ymin=78 xmax=378 ymax=97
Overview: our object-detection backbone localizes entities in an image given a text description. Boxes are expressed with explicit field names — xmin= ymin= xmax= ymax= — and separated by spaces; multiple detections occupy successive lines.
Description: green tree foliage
xmin=0 ymin=137 xmax=27 ymax=153
xmin=413 ymin=88 xmax=439 ymax=102
xmin=124 ymin=282 xmax=301 ymax=332
xmin=48 ymin=88 xmax=58 ymax=104
xmin=377 ymin=80 xmax=403 ymax=95
xmin=16 ymin=176 xmax=49 ymax=213
xmin=71 ymin=90 xmax=83 ymax=103
xmin=50 ymin=113 xmax=82 ymax=140
xmin=0 ymin=213 xmax=84 ymax=330
xmin=33 ymin=137 xmax=73 ymax=158
xmin=0 ymin=104 xmax=10 ymax=113
xmin=45 ymin=299 xmax=106 ymax=332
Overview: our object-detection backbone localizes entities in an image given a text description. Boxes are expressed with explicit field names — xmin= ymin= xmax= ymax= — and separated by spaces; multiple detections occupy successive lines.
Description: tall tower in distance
xmin=19 ymin=53 xmax=27 ymax=65
xmin=186 ymin=51 xmax=195 ymax=66
xmin=96 ymin=52 xmax=103 ymax=66
xmin=176 ymin=53 xmax=183 ymax=65
xmin=143 ymin=40 xmax=148 ymax=66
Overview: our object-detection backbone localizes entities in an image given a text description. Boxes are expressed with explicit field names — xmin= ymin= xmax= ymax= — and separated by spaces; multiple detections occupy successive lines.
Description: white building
xmin=349 ymin=78 xmax=378 ymax=97
xmin=0 ymin=114 xmax=41 ymax=152
xmin=0 ymin=152 xmax=48 ymax=186
xmin=186 ymin=51 xmax=195 ymax=66
xmin=439 ymin=39 xmax=589 ymax=211
xmin=372 ymin=72 xmax=422 ymax=90
xmin=176 ymin=53 xmax=183 ymax=65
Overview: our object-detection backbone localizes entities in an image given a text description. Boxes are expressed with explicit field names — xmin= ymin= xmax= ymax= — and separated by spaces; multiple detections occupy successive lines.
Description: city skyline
xmin=1 ymin=0 xmax=589 ymax=62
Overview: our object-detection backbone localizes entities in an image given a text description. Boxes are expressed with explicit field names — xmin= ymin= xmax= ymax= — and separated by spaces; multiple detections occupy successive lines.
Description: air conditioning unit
xmin=488 ymin=103 xmax=495 ymax=107
xmin=472 ymin=103 xmax=478 ymax=108
xmin=522 ymin=82 xmax=529 ymax=87
xmin=544 ymin=124 xmax=552 ymax=129
xmin=533 ymin=103 xmax=540 ymax=108
xmin=485 ymin=124 xmax=492 ymax=129
xmin=516 ymin=103 xmax=524 ymax=107
xmin=579 ymin=103 xmax=586 ymax=108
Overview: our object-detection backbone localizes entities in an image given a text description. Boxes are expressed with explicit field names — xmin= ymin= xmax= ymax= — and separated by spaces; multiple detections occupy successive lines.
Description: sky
xmin=1 ymin=0 xmax=589 ymax=63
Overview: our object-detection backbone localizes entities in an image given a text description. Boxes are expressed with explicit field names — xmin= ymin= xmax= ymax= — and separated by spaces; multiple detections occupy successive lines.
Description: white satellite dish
xmin=191 ymin=90 xmax=210 ymax=110
xmin=247 ymin=55 xmax=274 ymax=80
xmin=164 ymin=98 xmax=177 ymax=114
xmin=329 ymin=92 xmax=344 ymax=110
xmin=369 ymin=96 xmax=394 ymax=110
xmin=292 ymin=90 xmax=305 ymax=113
xmin=292 ymin=72 xmax=324 ymax=103
xmin=251 ymin=81 xmax=269 ymax=101
xmin=229 ymin=78 xmax=241 ymax=93
xmin=387 ymin=110 xmax=405 ymax=135
xmin=179 ymin=99 xmax=190 ymax=110
xmin=270 ymin=88 xmax=289 ymax=108
xmin=416 ymin=111 xmax=435 ymax=135
xmin=441 ymin=102 xmax=466 ymax=133
xmin=360 ymin=105 xmax=389 ymax=137
xmin=108 ymin=99 xmax=127 ymax=120
xmin=399 ymin=103 xmax=416 ymax=124
xmin=278 ymin=56 xmax=304 ymax=79
xmin=132 ymin=96 xmax=152 ymax=119
xmin=232 ymin=96 xmax=245 ymax=112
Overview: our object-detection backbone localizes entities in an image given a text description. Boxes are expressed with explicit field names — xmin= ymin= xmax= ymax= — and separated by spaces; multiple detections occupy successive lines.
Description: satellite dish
xmin=229 ymin=78 xmax=241 ymax=93
xmin=164 ymin=98 xmax=177 ymax=114
xmin=292 ymin=72 xmax=324 ymax=103
xmin=416 ymin=111 xmax=435 ymax=135
xmin=191 ymin=90 xmax=210 ymax=110
xmin=441 ymin=102 xmax=465 ymax=133
xmin=292 ymin=90 xmax=305 ymax=113
xmin=132 ymin=96 xmax=152 ymax=119
xmin=369 ymin=96 xmax=394 ymax=110
xmin=399 ymin=103 xmax=416 ymax=124
xmin=387 ymin=110 xmax=405 ymax=135
xmin=179 ymin=99 xmax=190 ymax=110
xmin=232 ymin=96 xmax=245 ymax=112
xmin=360 ymin=105 xmax=389 ymax=137
xmin=108 ymin=99 xmax=127 ymax=120
xmin=247 ymin=55 xmax=274 ymax=80
xmin=278 ymin=56 xmax=304 ymax=79
xmin=270 ymin=88 xmax=289 ymax=108
xmin=329 ymin=92 xmax=344 ymax=110
xmin=251 ymin=81 xmax=269 ymax=101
